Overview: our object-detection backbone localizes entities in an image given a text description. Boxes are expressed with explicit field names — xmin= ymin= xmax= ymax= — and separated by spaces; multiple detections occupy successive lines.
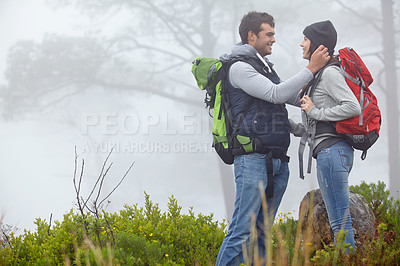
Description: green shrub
xmin=310 ymin=181 xmax=400 ymax=265
xmin=2 ymin=181 xmax=400 ymax=265
xmin=271 ymin=210 xmax=298 ymax=263
xmin=350 ymin=180 xmax=400 ymax=233
xmin=115 ymin=193 xmax=226 ymax=265
xmin=268 ymin=181 xmax=400 ymax=265
xmin=0 ymin=193 xmax=226 ymax=265
xmin=311 ymin=223 xmax=400 ymax=265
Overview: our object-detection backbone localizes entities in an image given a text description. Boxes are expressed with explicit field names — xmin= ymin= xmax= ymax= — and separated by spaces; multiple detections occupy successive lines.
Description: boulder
xmin=298 ymin=189 xmax=375 ymax=249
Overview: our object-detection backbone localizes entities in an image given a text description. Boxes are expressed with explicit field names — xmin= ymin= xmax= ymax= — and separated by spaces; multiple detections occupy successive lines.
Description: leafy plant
xmin=2 ymin=180 xmax=400 ymax=265
xmin=271 ymin=210 xmax=298 ymax=263
xmin=0 ymin=194 xmax=226 ymax=265
xmin=351 ymin=180 xmax=400 ymax=233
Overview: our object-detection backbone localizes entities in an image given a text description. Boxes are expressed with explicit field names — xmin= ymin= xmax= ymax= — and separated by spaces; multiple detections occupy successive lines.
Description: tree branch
xmin=334 ymin=0 xmax=382 ymax=32
xmin=12 ymin=74 xmax=199 ymax=117
xmin=168 ymin=76 xmax=200 ymax=91
xmin=93 ymin=79 xmax=200 ymax=107
xmin=144 ymin=1 xmax=201 ymax=54
xmin=47 ymin=213 xmax=53 ymax=235
xmin=103 ymin=35 xmax=188 ymax=60
xmin=99 ymin=161 xmax=135 ymax=207
xmin=72 ymin=144 xmax=135 ymax=251
xmin=82 ymin=147 xmax=114 ymax=211
xmin=377 ymin=68 xmax=386 ymax=95
xmin=93 ymin=161 xmax=114 ymax=212
xmin=73 ymin=147 xmax=86 ymax=217
xmin=151 ymin=61 xmax=187 ymax=75
xmin=125 ymin=34 xmax=190 ymax=61
xmin=38 ymin=86 xmax=91 ymax=112
xmin=1 ymin=231 xmax=11 ymax=247
xmin=360 ymin=51 xmax=384 ymax=64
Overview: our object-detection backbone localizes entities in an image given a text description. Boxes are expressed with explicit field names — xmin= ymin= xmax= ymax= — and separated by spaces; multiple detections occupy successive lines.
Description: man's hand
xmin=300 ymin=95 xmax=315 ymax=114
xmin=306 ymin=45 xmax=330 ymax=75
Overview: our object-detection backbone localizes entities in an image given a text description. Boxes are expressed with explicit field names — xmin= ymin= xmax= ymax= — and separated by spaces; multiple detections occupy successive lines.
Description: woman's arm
xmin=289 ymin=118 xmax=306 ymax=137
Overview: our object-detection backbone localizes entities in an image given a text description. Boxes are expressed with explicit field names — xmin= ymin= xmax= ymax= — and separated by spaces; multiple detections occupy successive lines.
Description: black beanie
xmin=303 ymin=20 xmax=337 ymax=55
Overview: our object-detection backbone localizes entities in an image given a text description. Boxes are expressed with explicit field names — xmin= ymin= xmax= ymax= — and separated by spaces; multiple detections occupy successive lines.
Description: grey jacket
xmin=220 ymin=43 xmax=314 ymax=105
xmin=292 ymin=65 xmax=362 ymax=150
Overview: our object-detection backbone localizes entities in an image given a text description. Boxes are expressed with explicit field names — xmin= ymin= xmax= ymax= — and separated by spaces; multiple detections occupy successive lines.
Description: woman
xmin=298 ymin=20 xmax=361 ymax=252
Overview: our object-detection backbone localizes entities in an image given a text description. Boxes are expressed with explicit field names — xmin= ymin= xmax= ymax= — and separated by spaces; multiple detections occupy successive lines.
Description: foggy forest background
xmin=0 ymin=0 xmax=398 ymax=233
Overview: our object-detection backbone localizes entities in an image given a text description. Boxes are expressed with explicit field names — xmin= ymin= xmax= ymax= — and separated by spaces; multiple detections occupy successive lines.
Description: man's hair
xmin=239 ymin=11 xmax=275 ymax=44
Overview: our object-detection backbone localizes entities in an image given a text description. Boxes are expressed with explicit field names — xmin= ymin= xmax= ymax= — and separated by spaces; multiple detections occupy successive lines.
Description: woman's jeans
xmin=316 ymin=140 xmax=356 ymax=252
xmin=216 ymin=153 xmax=289 ymax=266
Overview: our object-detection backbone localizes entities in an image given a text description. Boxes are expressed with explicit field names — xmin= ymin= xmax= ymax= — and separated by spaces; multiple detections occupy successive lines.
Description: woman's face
xmin=300 ymin=36 xmax=311 ymax=60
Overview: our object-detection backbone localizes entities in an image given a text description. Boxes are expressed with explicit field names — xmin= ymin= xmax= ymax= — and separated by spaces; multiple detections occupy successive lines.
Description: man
xmin=216 ymin=11 xmax=329 ymax=265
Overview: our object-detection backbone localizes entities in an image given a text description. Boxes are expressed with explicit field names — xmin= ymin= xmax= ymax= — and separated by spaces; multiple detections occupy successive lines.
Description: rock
xmin=298 ymin=189 xmax=375 ymax=249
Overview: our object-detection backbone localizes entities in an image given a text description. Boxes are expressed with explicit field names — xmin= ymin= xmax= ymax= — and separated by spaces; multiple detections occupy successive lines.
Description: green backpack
xmin=191 ymin=57 xmax=255 ymax=164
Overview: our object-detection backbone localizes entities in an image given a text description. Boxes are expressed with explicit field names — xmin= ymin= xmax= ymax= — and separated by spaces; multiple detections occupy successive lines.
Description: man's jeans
xmin=316 ymin=140 xmax=356 ymax=252
xmin=216 ymin=153 xmax=289 ymax=265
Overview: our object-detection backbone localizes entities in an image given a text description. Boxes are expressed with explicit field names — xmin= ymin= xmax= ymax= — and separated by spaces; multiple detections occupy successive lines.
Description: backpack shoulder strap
xmin=299 ymin=62 xmax=341 ymax=179
xmin=221 ymin=56 xmax=265 ymax=133
xmin=307 ymin=61 xmax=341 ymax=97
xmin=223 ymin=55 xmax=269 ymax=76
xmin=215 ymin=57 xmax=258 ymax=141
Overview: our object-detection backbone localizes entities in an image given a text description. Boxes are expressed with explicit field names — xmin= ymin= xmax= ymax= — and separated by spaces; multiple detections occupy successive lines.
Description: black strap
xmin=266 ymin=151 xmax=274 ymax=198
xmin=263 ymin=149 xmax=289 ymax=198
xmin=361 ymin=150 xmax=367 ymax=160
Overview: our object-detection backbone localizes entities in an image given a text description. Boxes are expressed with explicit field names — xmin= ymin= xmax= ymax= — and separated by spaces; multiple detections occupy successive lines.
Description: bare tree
xmin=380 ymin=0 xmax=399 ymax=199
xmin=2 ymin=0 xmax=253 ymax=220
xmin=7 ymin=0 xmax=395 ymax=222
xmin=73 ymin=146 xmax=134 ymax=247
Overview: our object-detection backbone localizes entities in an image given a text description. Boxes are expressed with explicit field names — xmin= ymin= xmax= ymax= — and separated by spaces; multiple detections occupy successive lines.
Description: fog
xmin=0 ymin=0 xmax=397 ymax=233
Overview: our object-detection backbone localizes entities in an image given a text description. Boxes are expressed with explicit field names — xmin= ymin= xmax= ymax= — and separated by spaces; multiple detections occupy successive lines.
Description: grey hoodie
xmin=300 ymin=65 xmax=362 ymax=152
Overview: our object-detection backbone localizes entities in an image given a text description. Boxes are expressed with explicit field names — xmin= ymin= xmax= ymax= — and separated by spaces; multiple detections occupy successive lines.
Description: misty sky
xmin=0 ymin=0 xmax=392 ymax=233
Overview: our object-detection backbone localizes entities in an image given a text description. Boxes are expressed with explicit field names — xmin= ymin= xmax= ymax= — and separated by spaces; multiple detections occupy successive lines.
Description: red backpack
xmin=298 ymin=47 xmax=382 ymax=179
xmin=335 ymin=47 xmax=381 ymax=159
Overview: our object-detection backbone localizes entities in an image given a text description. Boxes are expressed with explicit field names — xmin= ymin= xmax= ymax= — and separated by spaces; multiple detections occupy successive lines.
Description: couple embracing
xmin=216 ymin=11 xmax=361 ymax=266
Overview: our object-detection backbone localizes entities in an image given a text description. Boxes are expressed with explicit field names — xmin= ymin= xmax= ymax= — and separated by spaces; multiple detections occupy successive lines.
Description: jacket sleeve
xmin=307 ymin=67 xmax=362 ymax=121
xmin=229 ymin=61 xmax=313 ymax=104
xmin=289 ymin=118 xmax=306 ymax=137
xmin=286 ymin=90 xmax=303 ymax=107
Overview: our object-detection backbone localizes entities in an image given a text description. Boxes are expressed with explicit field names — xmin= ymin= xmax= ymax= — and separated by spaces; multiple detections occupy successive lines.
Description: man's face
xmin=249 ymin=23 xmax=276 ymax=57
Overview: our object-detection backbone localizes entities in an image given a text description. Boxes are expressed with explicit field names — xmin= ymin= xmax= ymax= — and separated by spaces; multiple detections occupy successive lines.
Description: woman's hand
xmin=300 ymin=95 xmax=315 ymax=114
xmin=306 ymin=45 xmax=330 ymax=74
